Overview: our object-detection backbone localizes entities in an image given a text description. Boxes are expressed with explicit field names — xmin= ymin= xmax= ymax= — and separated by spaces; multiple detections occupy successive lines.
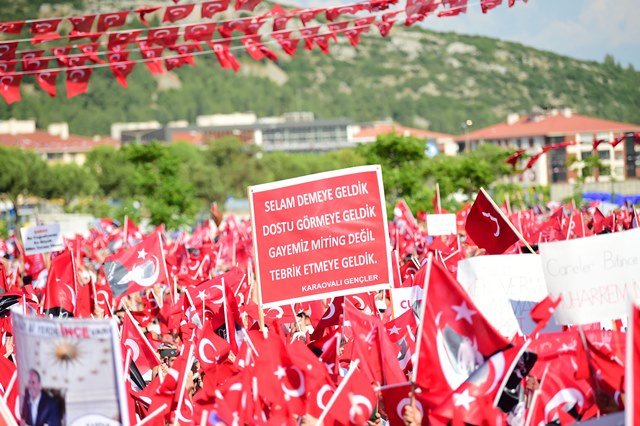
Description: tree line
xmin=0 ymin=133 xmax=521 ymax=231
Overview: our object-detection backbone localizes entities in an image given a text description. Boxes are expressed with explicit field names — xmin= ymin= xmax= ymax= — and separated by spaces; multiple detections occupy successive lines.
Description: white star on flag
xmin=388 ymin=325 xmax=401 ymax=335
xmin=196 ymin=290 xmax=207 ymax=301
xmin=274 ymin=365 xmax=286 ymax=380
xmin=452 ymin=301 xmax=476 ymax=324
xmin=137 ymin=248 xmax=147 ymax=259
xmin=453 ymin=389 xmax=475 ymax=411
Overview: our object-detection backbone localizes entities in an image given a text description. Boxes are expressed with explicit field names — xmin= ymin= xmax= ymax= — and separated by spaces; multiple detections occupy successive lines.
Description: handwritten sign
xmin=539 ymin=228 xmax=640 ymax=325
xmin=20 ymin=223 xmax=64 ymax=255
xmin=249 ymin=166 xmax=393 ymax=307
xmin=457 ymin=254 xmax=556 ymax=337
xmin=426 ymin=213 xmax=457 ymax=236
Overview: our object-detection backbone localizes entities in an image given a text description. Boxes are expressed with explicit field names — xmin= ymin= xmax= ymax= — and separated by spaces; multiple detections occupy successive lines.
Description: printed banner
xmin=249 ymin=166 xmax=393 ymax=307
xmin=391 ymin=286 xmax=423 ymax=318
xmin=20 ymin=224 xmax=64 ymax=255
xmin=426 ymin=213 xmax=457 ymax=236
xmin=457 ymin=254 xmax=557 ymax=337
xmin=11 ymin=310 xmax=129 ymax=426
xmin=539 ymin=228 xmax=640 ymax=325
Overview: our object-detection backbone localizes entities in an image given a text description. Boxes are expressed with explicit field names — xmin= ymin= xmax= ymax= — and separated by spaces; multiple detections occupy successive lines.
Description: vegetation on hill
xmin=0 ymin=2 xmax=638 ymax=135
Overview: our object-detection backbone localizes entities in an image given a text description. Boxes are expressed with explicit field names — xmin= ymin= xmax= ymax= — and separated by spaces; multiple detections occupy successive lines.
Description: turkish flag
xmin=235 ymin=0 xmax=261 ymax=11
xmin=147 ymin=26 xmax=180 ymax=46
xmin=375 ymin=18 xmax=396 ymax=37
xmin=102 ymin=232 xmax=169 ymax=299
xmin=163 ymin=4 xmax=195 ymax=23
xmin=299 ymin=9 xmax=325 ymax=26
xmin=628 ymin=301 xmax=640 ymax=426
xmin=122 ymin=310 xmax=160 ymax=375
xmin=241 ymin=35 xmax=278 ymax=61
xmin=272 ymin=31 xmax=299 ymax=56
xmin=0 ymin=60 xmax=15 ymax=74
xmin=184 ymin=23 xmax=216 ymax=42
xmin=138 ymin=42 xmax=164 ymax=74
xmin=97 ymin=11 xmax=129 ymax=32
xmin=438 ymin=0 xmax=469 ymax=16
xmin=273 ymin=13 xmax=293 ymax=31
xmin=107 ymin=30 xmax=141 ymax=51
xmin=195 ymin=319 xmax=230 ymax=372
xmin=414 ymin=259 xmax=511 ymax=408
xmin=0 ymin=74 xmax=21 ymax=104
xmin=134 ymin=7 xmax=160 ymax=26
xmin=309 ymin=297 xmax=344 ymax=341
xmin=43 ymin=250 xmax=77 ymax=315
xmin=0 ymin=41 xmax=18 ymax=60
xmin=326 ymin=4 xmax=371 ymax=21
xmin=66 ymin=64 xmax=92 ymax=98
xmin=51 ymin=46 xmax=72 ymax=66
xmin=505 ymin=149 xmax=525 ymax=169
xmin=0 ymin=21 xmax=25 ymax=34
xmin=201 ymin=0 xmax=230 ymax=18
xmin=529 ymin=294 xmax=561 ymax=336
xmin=209 ymin=40 xmax=240 ymax=72
xmin=299 ymin=26 xmax=320 ymax=50
xmin=465 ymin=188 xmax=519 ymax=254
xmin=481 ymin=0 xmax=503 ymax=13
xmin=30 ymin=18 xmax=61 ymax=34
xmin=79 ymin=43 xmax=105 ymax=64
xmin=36 ymin=70 xmax=58 ymax=97
xmin=108 ymin=53 xmax=136 ymax=87
xmin=69 ymin=15 xmax=95 ymax=34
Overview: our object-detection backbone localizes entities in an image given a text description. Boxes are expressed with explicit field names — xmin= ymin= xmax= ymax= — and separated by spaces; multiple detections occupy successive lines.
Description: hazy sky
xmin=283 ymin=0 xmax=640 ymax=68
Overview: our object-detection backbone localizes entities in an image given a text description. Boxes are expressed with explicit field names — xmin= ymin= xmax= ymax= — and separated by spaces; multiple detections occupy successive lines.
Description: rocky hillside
xmin=1 ymin=0 xmax=638 ymax=136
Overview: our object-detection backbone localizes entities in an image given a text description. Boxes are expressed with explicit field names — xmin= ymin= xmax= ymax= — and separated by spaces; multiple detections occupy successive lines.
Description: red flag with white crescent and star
xmin=122 ymin=310 xmax=161 ymax=376
xmin=102 ymin=232 xmax=169 ymax=300
xmin=628 ymin=301 xmax=640 ymax=426
xmin=414 ymin=259 xmax=511 ymax=408
xmin=465 ymin=188 xmax=520 ymax=254
xmin=43 ymin=249 xmax=77 ymax=315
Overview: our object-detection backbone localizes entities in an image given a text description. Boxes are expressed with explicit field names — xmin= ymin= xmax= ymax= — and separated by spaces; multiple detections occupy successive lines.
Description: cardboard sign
xmin=457 ymin=254 xmax=558 ymax=337
xmin=539 ymin=228 xmax=640 ymax=325
xmin=20 ymin=223 xmax=64 ymax=255
xmin=249 ymin=166 xmax=393 ymax=307
xmin=391 ymin=286 xmax=424 ymax=318
xmin=426 ymin=213 xmax=457 ymax=236
xmin=11 ymin=310 xmax=129 ymax=426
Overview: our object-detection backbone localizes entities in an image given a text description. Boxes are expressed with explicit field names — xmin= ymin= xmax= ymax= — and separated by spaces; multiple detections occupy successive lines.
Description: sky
xmin=283 ymin=0 xmax=640 ymax=68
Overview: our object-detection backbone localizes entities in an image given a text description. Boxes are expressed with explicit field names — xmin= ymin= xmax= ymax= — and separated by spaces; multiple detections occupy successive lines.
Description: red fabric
xmin=326 ymin=4 xmax=371 ymax=21
xmin=0 ymin=21 xmax=25 ymax=34
xmin=201 ymin=0 xmax=230 ymax=18
xmin=101 ymin=232 xmax=169 ymax=300
xmin=69 ymin=15 xmax=95 ymax=34
xmin=107 ymin=30 xmax=141 ymax=51
xmin=44 ymin=250 xmax=77 ymax=313
xmin=184 ymin=23 xmax=217 ymax=42
xmin=630 ymin=302 xmax=640 ymax=425
xmin=65 ymin=65 xmax=92 ymax=98
xmin=414 ymin=260 xmax=510 ymax=408
xmin=481 ymin=0 xmax=503 ymax=13
xmin=97 ymin=11 xmax=129 ymax=32
xmin=241 ymin=35 xmax=278 ymax=61
xmin=108 ymin=53 xmax=136 ymax=88
xmin=30 ymin=18 xmax=62 ymax=34
xmin=138 ymin=42 xmax=164 ymax=74
xmin=235 ymin=0 xmax=261 ymax=11
xmin=147 ymin=27 xmax=180 ymax=46
xmin=36 ymin=70 xmax=59 ymax=97
xmin=134 ymin=7 xmax=160 ymax=26
xmin=0 ymin=41 xmax=18 ymax=60
xmin=0 ymin=74 xmax=21 ymax=104
xmin=209 ymin=40 xmax=240 ymax=72
xmin=465 ymin=189 xmax=519 ymax=254
xmin=272 ymin=31 xmax=299 ymax=56
xmin=122 ymin=311 xmax=161 ymax=375
xmin=163 ymin=4 xmax=195 ymax=23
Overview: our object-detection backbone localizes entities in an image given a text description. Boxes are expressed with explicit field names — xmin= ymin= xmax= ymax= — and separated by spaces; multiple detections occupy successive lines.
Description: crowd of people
xmin=0 ymin=198 xmax=635 ymax=425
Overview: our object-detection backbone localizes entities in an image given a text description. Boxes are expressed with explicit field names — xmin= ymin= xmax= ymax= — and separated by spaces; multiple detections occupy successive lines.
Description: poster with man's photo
xmin=10 ymin=310 xmax=129 ymax=426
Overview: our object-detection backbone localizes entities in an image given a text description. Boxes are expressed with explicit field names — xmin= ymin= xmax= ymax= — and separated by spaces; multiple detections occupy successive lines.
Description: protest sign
xmin=539 ymin=228 xmax=640 ymax=325
xmin=457 ymin=254 xmax=557 ymax=337
xmin=391 ymin=286 xmax=424 ymax=318
xmin=249 ymin=166 xmax=393 ymax=307
xmin=11 ymin=310 xmax=129 ymax=426
xmin=20 ymin=224 xmax=64 ymax=255
xmin=426 ymin=213 xmax=457 ymax=236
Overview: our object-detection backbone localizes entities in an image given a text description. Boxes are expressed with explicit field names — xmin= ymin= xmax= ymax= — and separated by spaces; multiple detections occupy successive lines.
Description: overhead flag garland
xmin=0 ymin=0 xmax=527 ymax=103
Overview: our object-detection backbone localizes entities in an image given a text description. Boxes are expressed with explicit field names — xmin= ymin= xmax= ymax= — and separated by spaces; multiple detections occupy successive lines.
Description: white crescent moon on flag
xmin=198 ymin=338 xmax=216 ymax=364
xmin=481 ymin=212 xmax=500 ymax=237
xmin=322 ymin=303 xmax=336 ymax=320
xmin=267 ymin=307 xmax=284 ymax=318
xmin=349 ymin=394 xmax=373 ymax=423
xmin=176 ymin=397 xmax=193 ymax=423
xmin=124 ymin=338 xmax=140 ymax=361
xmin=396 ymin=397 xmax=423 ymax=418
xmin=316 ymin=384 xmax=332 ymax=410
xmin=281 ymin=367 xmax=305 ymax=398
xmin=64 ymin=284 xmax=77 ymax=308
xmin=69 ymin=70 xmax=86 ymax=81
xmin=544 ymin=388 xmax=584 ymax=421
xmin=485 ymin=352 xmax=506 ymax=395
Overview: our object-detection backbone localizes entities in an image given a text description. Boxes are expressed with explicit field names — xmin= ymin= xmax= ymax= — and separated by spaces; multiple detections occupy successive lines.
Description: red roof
xmin=171 ymin=131 xmax=204 ymax=145
xmin=458 ymin=113 xmax=640 ymax=142
xmin=0 ymin=131 xmax=118 ymax=153
xmin=354 ymin=123 xmax=453 ymax=140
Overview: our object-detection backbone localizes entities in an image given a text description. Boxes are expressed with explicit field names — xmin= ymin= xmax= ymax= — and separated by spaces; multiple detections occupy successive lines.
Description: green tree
xmin=85 ymin=146 xmax=136 ymax=198
xmin=45 ymin=163 xmax=99 ymax=207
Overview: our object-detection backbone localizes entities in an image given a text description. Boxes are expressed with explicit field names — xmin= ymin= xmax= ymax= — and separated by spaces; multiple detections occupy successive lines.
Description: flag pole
xmin=172 ymin=344 xmax=195 ymax=426
xmin=480 ymin=188 xmax=535 ymax=253
xmin=435 ymin=182 xmax=442 ymax=214
xmin=123 ymin=307 xmax=162 ymax=363
xmin=316 ymin=359 xmax=360 ymax=426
